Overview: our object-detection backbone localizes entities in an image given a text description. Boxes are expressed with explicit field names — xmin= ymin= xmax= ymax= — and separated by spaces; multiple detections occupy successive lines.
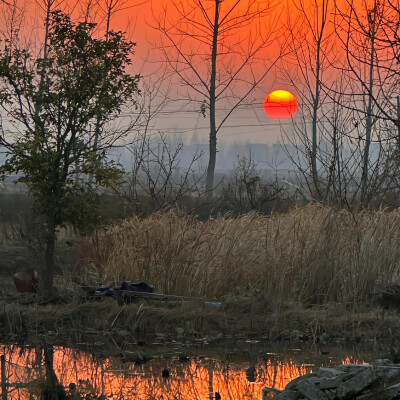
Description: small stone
xmin=297 ymin=380 xmax=329 ymax=400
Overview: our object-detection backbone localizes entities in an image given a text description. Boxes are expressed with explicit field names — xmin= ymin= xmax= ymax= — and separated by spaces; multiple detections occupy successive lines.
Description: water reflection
xmin=0 ymin=344 xmax=358 ymax=399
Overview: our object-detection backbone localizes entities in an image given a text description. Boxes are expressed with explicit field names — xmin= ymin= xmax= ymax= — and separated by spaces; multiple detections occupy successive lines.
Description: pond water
xmin=0 ymin=343 xmax=384 ymax=400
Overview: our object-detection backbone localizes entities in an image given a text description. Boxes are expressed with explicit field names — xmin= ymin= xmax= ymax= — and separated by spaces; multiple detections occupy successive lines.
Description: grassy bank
xmin=3 ymin=204 xmax=400 ymax=345
xmin=78 ymin=205 xmax=400 ymax=309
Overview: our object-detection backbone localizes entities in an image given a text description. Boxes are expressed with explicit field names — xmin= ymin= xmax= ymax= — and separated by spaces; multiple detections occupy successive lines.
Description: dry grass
xmin=76 ymin=205 xmax=400 ymax=309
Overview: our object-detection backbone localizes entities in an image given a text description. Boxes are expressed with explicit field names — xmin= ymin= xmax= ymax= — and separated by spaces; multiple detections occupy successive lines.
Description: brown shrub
xmin=77 ymin=205 xmax=400 ymax=307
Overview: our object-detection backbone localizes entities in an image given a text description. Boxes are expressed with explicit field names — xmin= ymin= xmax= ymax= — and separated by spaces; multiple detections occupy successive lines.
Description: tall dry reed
xmin=79 ymin=205 xmax=400 ymax=306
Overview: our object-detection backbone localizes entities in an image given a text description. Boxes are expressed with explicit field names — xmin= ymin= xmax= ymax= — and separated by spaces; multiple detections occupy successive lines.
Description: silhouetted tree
xmin=0 ymin=11 xmax=140 ymax=299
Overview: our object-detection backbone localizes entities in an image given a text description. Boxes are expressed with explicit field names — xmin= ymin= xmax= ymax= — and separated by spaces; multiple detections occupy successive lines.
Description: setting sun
xmin=263 ymin=90 xmax=298 ymax=120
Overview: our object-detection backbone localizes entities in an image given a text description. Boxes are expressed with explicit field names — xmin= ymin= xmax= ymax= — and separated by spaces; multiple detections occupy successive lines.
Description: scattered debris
xmin=81 ymin=281 xmax=221 ymax=308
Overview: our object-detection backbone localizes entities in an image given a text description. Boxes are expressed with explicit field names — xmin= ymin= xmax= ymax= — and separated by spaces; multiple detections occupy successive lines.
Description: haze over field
xmin=0 ymin=0 xmax=364 ymax=150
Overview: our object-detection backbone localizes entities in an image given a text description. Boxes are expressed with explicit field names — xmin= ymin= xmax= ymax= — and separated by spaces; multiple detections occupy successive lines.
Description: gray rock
xmin=297 ymin=380 xmax=329 ymax=400
xmin=318 ymin=367 xmax=346 ymax=378
xmin=309 ymin=377 xmax=323 ymax=384
xmin=323 ymin=389 xmax=335 ymax=400
xmin=336 ymin=364 xmax=371 ymax=373
xmin=336 ymin=369 xmax=373 ymax=399
xmin=319 ymin=375 xmax=345 ymax=390
xmin=374 ymin=359 xmax=393 ymax=366
xmin=274 ymin=390 xmax=302 ymax=400
xmin=285 ymin=373 xmax=318 ymax=390
xmin=386 ymin=382 xmax=400 ymax=390
xmin=384 ymin=367 xmax=400 ymax=384
xmin=356 ymin=384 xmax=400 ymax=400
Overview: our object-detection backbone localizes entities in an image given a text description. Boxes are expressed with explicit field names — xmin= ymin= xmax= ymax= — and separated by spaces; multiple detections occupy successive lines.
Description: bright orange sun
xmin=263 ymin=90 xmax=298 ymax=120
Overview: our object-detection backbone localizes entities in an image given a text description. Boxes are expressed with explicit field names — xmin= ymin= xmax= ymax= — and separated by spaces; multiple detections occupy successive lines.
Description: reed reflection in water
xmin=0 ymin=345 xmax=312 ymax=399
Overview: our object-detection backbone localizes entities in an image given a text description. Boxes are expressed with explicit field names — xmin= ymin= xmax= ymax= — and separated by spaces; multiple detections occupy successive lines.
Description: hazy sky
xmin=0 ymin=0 xmax=371 ymax=146
xmin=96 ymin=0 xmax=307 ymax=145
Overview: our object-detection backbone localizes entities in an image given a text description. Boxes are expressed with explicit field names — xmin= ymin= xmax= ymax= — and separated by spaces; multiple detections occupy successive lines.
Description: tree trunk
xmin=206 ymin=131 xmax=217 ymax=199
xmin=205 ymin=0 xmax=220 ymax=199
xmin=360 ymin=9 xmax=376 ymax=208
xmin=38 ymin=213 xmax=56 ymax=301
xmin=310 ymin=0 xmax=328 ymax=202
xmin=311 ymin=85 xmax=320 ymax=201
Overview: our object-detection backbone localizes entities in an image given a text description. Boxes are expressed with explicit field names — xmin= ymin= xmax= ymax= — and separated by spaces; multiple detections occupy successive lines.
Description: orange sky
xmin=0 ymin=0 xmax=380 ymax=145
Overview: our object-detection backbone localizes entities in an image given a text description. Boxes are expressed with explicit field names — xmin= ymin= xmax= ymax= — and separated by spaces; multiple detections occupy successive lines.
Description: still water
xmin=0 ymin=343 xmax=379 ymax=399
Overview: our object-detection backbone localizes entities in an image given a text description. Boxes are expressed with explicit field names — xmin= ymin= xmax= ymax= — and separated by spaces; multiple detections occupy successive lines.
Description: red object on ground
xmin=14 ymin=269 xmax=38 ymax=293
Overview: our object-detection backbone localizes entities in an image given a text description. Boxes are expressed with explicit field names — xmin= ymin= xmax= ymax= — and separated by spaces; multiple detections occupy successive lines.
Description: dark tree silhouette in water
xmin=0 ymin=11 xmax=140 ymax=300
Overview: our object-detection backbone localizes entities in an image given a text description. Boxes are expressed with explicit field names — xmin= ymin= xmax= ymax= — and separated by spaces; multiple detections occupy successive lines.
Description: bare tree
xmin=122 ymin=133 xmax=205 ymax=213
xmin=113 ymin=65 xmax=207 ymax=214
xmin=0 ymin=0 xmax=25 ymax=53
xmin=335 ymin=0 xmax=399 ymax=206
xmin=281 ymin=0 xmax=399 ymax=207
xmin=280 ymin=0 xmax=335 ymax=201
xmin=155 ymin=0 xmax=285 ymax=198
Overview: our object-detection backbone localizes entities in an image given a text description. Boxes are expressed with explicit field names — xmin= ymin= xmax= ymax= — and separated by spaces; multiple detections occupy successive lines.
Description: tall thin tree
xmin=155 ymin=0 xmax=284 ymax=198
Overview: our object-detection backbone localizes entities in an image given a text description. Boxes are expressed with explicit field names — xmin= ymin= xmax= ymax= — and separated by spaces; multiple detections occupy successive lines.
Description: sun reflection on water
xmin=0 ymin=345 xmax=350 ymax=399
